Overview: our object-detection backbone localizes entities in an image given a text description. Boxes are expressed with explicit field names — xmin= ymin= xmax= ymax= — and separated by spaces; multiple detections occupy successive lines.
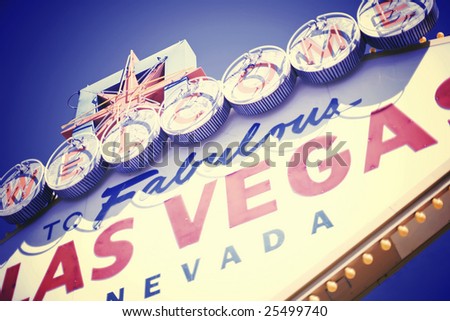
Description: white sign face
xmin=45 ymin=133 xmax=105 ymax=199
xmin=0 ymin=159 xmax=52 ymax=225
xmin=358 ymin=0 xmax=434 ymax=37
xmin=161 ymin=76 xmax=229 ymax=144
xmin=222 ymin=46 xmax=294 ymax=115
xmin=100 ymin=106 xmax=164 ymax=172
xmin=1 ymin=39 xmax=449 ymax=301
xmin=287 ymin=12 xmax=365 ymax=85
xmin=357 ymin=0 xmax=439 ymax=50
xmin=288 ymin=13 xmax=360 ymax=70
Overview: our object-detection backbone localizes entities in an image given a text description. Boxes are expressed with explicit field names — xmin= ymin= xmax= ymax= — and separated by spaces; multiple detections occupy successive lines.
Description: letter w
xmin=164 ymin=180 xmax=217 ymax=249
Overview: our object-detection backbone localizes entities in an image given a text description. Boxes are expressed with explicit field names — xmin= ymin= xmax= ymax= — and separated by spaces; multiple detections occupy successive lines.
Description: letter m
xmin=298 ymin=25 xmax=347 ymax=65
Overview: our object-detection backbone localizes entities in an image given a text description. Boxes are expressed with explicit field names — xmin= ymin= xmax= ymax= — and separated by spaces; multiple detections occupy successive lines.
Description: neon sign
xmin=161 ymin=76 xmax=230 ymax=144
xmin=101 ymin=106 xmax=166 ymax=172
xmin=0 ymin=1 xmax=440 ymax=225
xmin=0 ymin=160 xmax=52 ymax=224
xmin=45 ymin=133 xmax=106 ymax=198
xmin=222 ymin=46 xmax=295 ymax=115
xmin=0 ymin=2 xmax=446 ymax=302
xmin=287 ymin=12 xmax=365 ymax=84
xmin=357 ymin=0 xmax=439 ymax=49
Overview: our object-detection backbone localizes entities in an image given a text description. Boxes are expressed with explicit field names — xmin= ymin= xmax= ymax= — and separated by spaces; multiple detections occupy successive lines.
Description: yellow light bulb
xmin=415 ymin=211 xmax=426 ymax=223
xmin=309 ymin=295 xmax=320 ymax=301
xmin=398 ymin=225 xmax=409 ymax=237
xmin=363 ymin=253 xmax=374 ymax=265
xmin=432 ymin=198 xmax=443 ymax=210
xmin=380 ymin=239 xmax=392 ymax=251
xmin=369 ymin=47 xmax=377 ymax=54
xmin=437 ymin=32 xmax=445 ymax=38
xmin=326 ymin=281 xmax=338 ymax=293
xmin=419 ymin=37 xmax=427 ymax=43
xmin=345 ymin=267 xmax=356 ymax=280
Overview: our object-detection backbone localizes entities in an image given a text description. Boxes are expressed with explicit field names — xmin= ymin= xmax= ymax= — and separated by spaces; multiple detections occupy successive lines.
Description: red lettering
xmin=59 ymin=149 xmax=83 ymax=184
xmin=226 ymin=161 xmax=277 ymax=228
xmin=0 ymin=263 xmax=24 ymax=301
xmin=5 ymin=172 xmax=37 ymax=207
xmin=435 ymin=78 xmax=450 ymax=110
xmin=237 ymin=62 xmax=277 ymax=94
xmin=299 ymin=26 xmax=347 ymax=65
xmin=165 ymin=180 xmax=217 ymax=249
xmin=173 ymin=93 xmax=205 ymax=124
xmin=91 ymin=218 xmax=134 ymax=281
xmin=374 ymin=2 xmax=412 ymax=29
xmin=34 ymin=241 xmax=84 ymax=301
xmin=365 ymin=104 xmax=437 ymax=172
xmin=288 ymin=135 xmax=351 ymax=196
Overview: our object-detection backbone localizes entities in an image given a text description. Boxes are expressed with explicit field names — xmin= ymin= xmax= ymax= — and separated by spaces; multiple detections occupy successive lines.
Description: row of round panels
xmin=0 ymin=1 xmax=439 ymax=224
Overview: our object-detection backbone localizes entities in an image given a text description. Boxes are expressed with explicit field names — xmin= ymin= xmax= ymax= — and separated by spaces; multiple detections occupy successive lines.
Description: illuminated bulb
xmin=326 ymin=281 xmax=338 ymax=293
xmin=398 ymin=225 xmax=409 ymax=237
xmin=415 ymin=211 xmax=427 ymax=223
xmin=309 ymin=295 xmax=320 ymax=301
xmin=432 ymin=198 xmax=443 ymax=210
xmin=380 ymin=239 xmax=392 ymax=251
xmin=437 ymin=32 xmax=445 ymax=39
xmin=362 ymin=253 xmax=374 ymax=265
xmin=369 ymin=47 xmax=377 ymax=54
xmin=345 ymin=267 xmax=356 ymax=280
xmin=419 ymin=37 xmax=427 ymax=43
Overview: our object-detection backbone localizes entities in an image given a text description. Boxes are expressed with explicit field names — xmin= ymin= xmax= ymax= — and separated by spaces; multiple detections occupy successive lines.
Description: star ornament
xmin=61 ymin=50 xmax=205 ymax=140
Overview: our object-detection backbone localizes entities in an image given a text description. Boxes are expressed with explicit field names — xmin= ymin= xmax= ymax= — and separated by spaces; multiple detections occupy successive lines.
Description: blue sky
xmin=1 ymin=0 xmax=449 ymax=300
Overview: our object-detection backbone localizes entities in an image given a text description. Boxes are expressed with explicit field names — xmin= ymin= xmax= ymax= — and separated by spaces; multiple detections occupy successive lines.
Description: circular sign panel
xmin=0 ymin=159 xmax=53 ymax=225
xmin=357 ymin=0 xmax=439 ymax=50
xmin=160 ymin=76 xmax=230 ymax=145
xmin=222 ymin=46 xmax=296 ymax=116
xmin=101 ymin=106 xmax=166 ymax=173
xmin=287 ymin=12 xmax=365 ymax=84
xmin=45 ymin=133 xmax=107 ymax=198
